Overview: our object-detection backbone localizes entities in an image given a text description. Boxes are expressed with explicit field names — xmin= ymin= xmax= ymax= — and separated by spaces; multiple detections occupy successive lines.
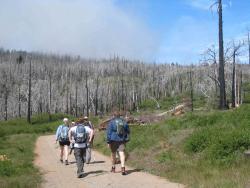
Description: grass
xmin=94 ymin=104 xmax=250 ymax=188
xmin=1 ymin=102 xmax=250 ymax=187
xmin=0 ymin=113 xmax=67 ymax=188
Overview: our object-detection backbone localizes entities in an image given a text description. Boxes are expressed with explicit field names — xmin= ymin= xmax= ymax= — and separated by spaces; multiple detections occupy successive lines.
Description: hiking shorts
xmin=110 ymin=141 xmax=125 ymax=153
xmin=59 ymin=141 xmax=70 ymax=146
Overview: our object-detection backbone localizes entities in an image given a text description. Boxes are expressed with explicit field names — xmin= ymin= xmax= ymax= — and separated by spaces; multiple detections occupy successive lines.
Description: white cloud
xmin=187 ymin=0 xmax=215 ymax=10
xmin=0 ymin=0 xmax=159 ymax=61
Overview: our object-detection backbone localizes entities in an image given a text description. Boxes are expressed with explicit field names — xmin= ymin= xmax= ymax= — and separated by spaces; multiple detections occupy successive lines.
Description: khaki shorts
xmin=110 ymin=141 xmax=125 ymax=153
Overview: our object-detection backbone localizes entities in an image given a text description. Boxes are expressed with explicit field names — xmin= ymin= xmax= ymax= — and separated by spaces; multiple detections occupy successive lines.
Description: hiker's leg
xmin=82 ymin=148 xmax=86 ymax=164
xmin=110 ymin=142 xmax=118 ymax=166
xmin=111 ymin=151 xmax=116 ymax=165
xmin=118 ymin=151 xmax=125 ymax=167
xmin=85 ymin=147 xmax=91 ymax=164
xmin=60 ymin=145 xmax=64 ymax=161
xmin=64 ymin=145 xmax=69 ymax=161
xmin=74 ymin=148 xmax=84 ymax=175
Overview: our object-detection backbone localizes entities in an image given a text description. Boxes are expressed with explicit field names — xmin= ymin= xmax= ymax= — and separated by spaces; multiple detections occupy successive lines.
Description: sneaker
xmin=121 ymin=167 xmax=127 ymax=175
xmin=65 ymin=160 xmax=69 ymax=165
xmin=110 ymin=166 xmax=115 ymax=173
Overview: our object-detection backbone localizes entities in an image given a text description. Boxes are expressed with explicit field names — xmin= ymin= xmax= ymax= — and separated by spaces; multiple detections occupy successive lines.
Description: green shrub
xmin=185 ymin=129 xmax=213 ymax=153
xmin=185 ymin=126 xmax=250 ymax=165
xmin=0 ymin=160 xmax=16 ymax=177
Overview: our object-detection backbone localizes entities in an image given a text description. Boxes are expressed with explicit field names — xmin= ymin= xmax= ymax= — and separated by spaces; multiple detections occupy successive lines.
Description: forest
xmin=0 ymin=40 xmax=250 ymax=122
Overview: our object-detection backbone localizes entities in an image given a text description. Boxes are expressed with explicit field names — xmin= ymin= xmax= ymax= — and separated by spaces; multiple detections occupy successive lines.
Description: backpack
xmin=114 ymin=118 xmax=125 ymax=136
xmin=74 ymin=124 xmax=87 ymax=144
xmin=59 ymin=125 xmax=69 ymax=142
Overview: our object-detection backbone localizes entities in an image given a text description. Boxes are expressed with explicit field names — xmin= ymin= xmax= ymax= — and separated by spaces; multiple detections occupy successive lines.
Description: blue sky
xmin=0 ymin=0 xmax=249 ymax=64
xmin=115 ymin=0 xmax=250 ymax=63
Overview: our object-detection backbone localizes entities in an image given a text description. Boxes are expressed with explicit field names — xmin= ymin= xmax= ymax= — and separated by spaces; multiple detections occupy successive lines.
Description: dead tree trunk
xmin=27 ymin=59 xmax=32 ymax=123
xmin=3 ymin=83 xmax=8 ymax=121
xmin=48 ymin=72 xmax=52 ymax=121
xmin=248 ymin=30 xmax=250 ymax=65
xmin=85 ymin=71 xmax=89 ymax=117
xmin=189 ymin=71 xmax=194 ymax=112
xmin=231 ymin=49 xmax=236 ymax=108
xmin=218 ymin=0 xmax=227 ymax=109
xmin=95 ymin=74 xmax=100 ymax=116
xmin=75 ymin=84 xmax=78 ymax=117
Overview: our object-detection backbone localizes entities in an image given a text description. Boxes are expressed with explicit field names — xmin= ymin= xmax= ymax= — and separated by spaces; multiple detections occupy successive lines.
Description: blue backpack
xmin=74 ymin=124 xmax=87 ymax=143
xmin=114 ymin=118 xmax=125 ymax=136
xmin=59 ymin=125 xmax=69 ymax=142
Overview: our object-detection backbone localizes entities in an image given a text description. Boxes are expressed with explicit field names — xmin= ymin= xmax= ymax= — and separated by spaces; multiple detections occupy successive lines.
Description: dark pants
xmin=74 ymin=147 xmax=86 ymax=175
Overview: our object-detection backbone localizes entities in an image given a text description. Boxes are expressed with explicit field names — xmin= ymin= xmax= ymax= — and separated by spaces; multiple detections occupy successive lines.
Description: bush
xmin=185 ymin=129 xmax=213 ymax=153
xmin=0 ymin=160 xmax=16 ymax=177
xmin=185 ymin=126 xmax=250 ymax=164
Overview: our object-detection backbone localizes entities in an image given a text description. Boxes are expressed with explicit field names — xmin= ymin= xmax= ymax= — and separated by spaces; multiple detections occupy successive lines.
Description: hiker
xmin=69 ymin=121 xmax=76 ymax=155
xmin=55 ymin=118 xmax=70 ymax=165
xmin=68 ymin=118 xmax=94 ymax=178
xmin=83 ymin=116 xmax=95 ymax=164
xmin=106 ymin=111 xmax=130 ymax=175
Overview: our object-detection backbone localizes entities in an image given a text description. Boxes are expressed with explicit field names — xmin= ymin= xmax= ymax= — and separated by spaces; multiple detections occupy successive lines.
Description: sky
xmin=0 ymin=0 xmax=249 ymax=64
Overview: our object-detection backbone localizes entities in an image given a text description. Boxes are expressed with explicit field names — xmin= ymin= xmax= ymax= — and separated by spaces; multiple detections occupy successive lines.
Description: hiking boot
xmin=65 ymin=160 xmax=69 ymax=165
xmin=77 ymin=172 xmax=84 ymax=178
xmin=110 ymin=166 xmax=115 ymax=173
xmin=121 ymin=167 xmax=127 ymax=175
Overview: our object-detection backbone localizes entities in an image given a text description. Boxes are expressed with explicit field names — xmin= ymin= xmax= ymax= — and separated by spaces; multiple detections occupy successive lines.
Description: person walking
xmin=68 ymin=118 xmax=94 ymax=178
xmin=106 ymin=111 xmax=130 ymax=175
xmin=55 ymin=118 xmax=70 ymax=165
xmin=69 ymin=121 xmax=76 ymax=155
xmin=83 ymin=116 xmax=95 ymax=164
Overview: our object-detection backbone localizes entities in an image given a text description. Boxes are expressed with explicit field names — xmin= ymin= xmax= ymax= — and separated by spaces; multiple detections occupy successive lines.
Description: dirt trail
xmin=35 ymin=135 xmax=184 ymax=188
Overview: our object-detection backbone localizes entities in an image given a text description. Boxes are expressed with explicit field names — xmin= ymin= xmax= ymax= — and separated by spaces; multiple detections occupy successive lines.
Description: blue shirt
xmin=55 ymin=124 xmax=68 ymax=141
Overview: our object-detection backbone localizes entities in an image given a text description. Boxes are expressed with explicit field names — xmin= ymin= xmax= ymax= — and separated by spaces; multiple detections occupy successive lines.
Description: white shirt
xmin=69 ymin=125 xmax=92 ymax=148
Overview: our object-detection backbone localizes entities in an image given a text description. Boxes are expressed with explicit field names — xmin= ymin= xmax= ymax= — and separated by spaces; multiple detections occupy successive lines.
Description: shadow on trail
xmin=83 ymin=170 xmax=107 ymax=178
xmin=126 ymin=169 xmax=142 ymax=175
xmin=89 ymin=160 xmax=105 ymax=164
xmin=114 ymin=168 xmax=142 ymax=175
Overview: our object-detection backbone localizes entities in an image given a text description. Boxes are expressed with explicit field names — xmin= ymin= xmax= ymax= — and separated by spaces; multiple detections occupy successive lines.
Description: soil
xmin=34 ymin=135 xmax=184 ymax=188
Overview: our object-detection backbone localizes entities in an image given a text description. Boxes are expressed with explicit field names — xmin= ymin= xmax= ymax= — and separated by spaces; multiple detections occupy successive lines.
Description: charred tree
xmin=27 ymin=58 xmax=32 ymax=123
xmin=217 ymin=0 xmax=227 ymax=109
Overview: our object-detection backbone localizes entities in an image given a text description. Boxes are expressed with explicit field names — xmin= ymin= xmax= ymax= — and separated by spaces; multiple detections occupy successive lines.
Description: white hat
xmin=63 ymin=118 xmax=69 ymax=122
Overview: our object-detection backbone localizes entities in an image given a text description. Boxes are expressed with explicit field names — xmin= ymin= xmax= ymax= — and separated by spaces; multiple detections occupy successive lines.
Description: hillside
xmin=94 ymin=104 xmax=250 ymax=188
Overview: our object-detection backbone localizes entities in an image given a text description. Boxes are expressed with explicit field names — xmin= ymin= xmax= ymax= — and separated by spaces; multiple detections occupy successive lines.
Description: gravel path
xmin=34 ymin=135 xmax=184 ymax=188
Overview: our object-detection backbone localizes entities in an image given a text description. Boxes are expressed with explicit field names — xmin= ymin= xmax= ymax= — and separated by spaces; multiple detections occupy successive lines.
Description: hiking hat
xmin=63 ymin=118 xmax=69 ymax=123
xmin=83 ymin=116 xmax=88 ymax=120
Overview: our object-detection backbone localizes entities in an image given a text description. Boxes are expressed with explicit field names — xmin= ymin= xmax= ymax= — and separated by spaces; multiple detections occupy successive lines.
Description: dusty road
xmin=34 ymin=135 xmax=184 ymax=188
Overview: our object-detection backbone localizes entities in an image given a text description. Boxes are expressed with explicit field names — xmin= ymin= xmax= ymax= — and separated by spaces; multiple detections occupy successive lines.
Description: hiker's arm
xmin=88 ymin=129 xmax=94 ymax=143
xmin=68 ymin=129 xmax=74 ymax=143
xmin=106 ymin=121 xmax=112 ymax=144
xmin=125 ymin=123 xmax=130 ymax=134
xmin=90 ymin=121 xmax=95 ymax=134
xmin=55 ymin=126 xmax=61 ymax=143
